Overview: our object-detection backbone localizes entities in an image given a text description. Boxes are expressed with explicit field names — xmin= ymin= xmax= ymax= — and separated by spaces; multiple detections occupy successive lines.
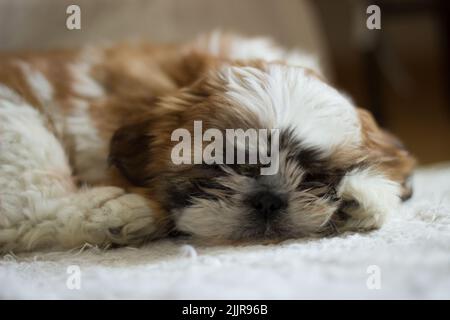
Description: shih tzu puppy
xmin=0 ymin=32 xmax=415 ymax=253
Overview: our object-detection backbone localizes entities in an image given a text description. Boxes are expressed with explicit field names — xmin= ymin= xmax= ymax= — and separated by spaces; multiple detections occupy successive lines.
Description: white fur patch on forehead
xmin=220 ymin=64 xmax=361 ymax=154
xmin=337 ymin=167 xmax=401 ymax=230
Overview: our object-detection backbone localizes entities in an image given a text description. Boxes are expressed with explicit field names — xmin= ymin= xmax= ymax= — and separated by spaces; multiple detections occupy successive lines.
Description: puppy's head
xmin=109 ymin=60 xmax=415 ymax=243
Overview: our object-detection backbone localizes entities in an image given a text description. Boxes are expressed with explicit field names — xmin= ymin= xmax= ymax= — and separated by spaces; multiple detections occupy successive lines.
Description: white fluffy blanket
xmin=1 ymin=164 xmax=450 ymax=299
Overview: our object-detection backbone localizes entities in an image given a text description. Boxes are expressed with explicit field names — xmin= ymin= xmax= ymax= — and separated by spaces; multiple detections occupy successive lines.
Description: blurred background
xmin=0 ymin=0 xmax=448 ymax=165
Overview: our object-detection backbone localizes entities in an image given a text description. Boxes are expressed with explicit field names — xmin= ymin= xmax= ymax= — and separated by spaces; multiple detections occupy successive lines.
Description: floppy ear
xmin=108 ymin=120 xmax=154 ymax=187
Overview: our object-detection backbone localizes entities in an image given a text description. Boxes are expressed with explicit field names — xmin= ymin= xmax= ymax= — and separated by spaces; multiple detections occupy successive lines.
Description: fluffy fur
xmin=0 ymin=32 xmax=415 ymax=253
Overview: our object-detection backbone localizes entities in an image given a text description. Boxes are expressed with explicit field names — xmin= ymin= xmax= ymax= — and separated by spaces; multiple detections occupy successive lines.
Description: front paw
xmin=89 ymin=189 xmax=158 ymax=245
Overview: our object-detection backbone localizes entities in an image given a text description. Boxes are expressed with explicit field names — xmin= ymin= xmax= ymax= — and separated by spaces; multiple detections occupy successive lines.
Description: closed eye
xmin=298 ymin=181 xmax=327 ymax=189
xmin=298 ymin=172 xmax=342 ymax=200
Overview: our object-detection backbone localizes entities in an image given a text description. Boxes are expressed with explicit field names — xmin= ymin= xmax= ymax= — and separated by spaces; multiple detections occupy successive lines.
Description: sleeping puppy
xmin=0 ymin=32 xmax=415 ymax=253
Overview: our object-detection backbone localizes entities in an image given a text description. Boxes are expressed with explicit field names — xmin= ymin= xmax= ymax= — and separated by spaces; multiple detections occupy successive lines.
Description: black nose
xmin=248 ymin=191 xmax=286 ymax=219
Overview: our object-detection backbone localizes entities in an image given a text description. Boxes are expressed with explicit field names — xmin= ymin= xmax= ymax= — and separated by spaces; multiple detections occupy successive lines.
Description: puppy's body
xmin=0 ymin=33 xmax=414 ymax=253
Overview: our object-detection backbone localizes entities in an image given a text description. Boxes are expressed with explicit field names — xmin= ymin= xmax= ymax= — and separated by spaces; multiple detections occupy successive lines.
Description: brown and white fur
xmin=0 ymin=32 xmax=415 ymax=253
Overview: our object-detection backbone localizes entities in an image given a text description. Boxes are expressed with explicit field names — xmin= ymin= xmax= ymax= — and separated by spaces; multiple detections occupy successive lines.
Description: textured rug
xmin=1 ymin=163 xmax=449 ymax=299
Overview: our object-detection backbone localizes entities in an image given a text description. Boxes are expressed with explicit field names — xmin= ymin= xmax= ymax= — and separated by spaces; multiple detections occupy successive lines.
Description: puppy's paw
xmin=335 ymin=168 xmax=401 ymax=233
xmin=90 ymin=191 xmax=157 ymax=245
xmin=83 ymin=186 xmax=126 ymax=208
